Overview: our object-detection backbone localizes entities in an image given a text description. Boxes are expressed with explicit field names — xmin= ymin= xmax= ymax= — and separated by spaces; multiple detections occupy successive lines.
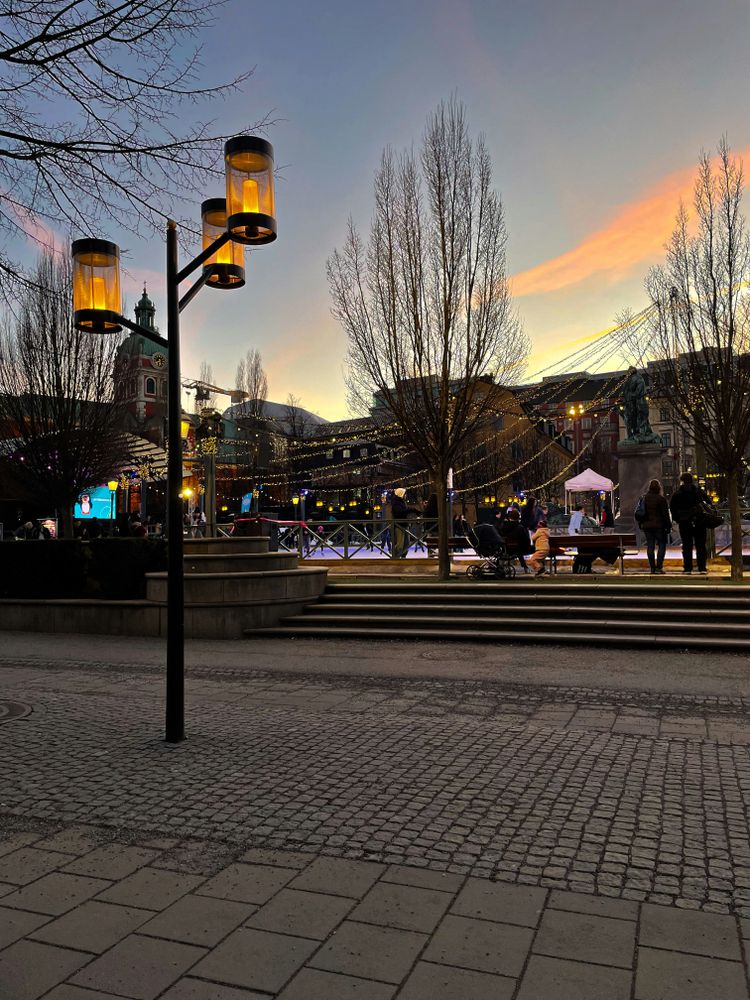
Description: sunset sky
xmin=104 ymin=0 xmax=750 ymax=419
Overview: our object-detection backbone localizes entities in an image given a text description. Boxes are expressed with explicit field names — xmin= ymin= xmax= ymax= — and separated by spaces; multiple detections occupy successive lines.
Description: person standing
xmin=568 ymin=504 xmax=585 ymax=534
xmin=669 ymin=472 xmax=708 ymax=575
xmin=520 ymin=495 xmax=540 ymax=541
xmin=391 ymin=487 xmax=410 ymax=559
xmin=600 ymin=500 xmax=614 ymax=532
xmin=642 ymin=479 xmax=671 ymax=574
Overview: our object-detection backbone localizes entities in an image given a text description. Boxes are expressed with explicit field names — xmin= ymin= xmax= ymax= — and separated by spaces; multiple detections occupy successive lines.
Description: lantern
xmin=201 ymin=199 xmax=245 ymax=289
xmin=224 ymin=136 xmax=276 ymax=245
xmin=72 ymin=239 xmax=122 ymax=333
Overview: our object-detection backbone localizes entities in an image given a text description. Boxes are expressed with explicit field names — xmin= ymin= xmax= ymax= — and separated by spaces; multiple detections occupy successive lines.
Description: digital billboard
xmin=74 ymin=485 xmax=115 ymax=520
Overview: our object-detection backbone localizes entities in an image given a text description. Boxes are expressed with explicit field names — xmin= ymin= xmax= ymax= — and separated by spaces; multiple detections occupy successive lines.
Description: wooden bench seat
xmin=548 ymin=533 xmax=637 ymax=575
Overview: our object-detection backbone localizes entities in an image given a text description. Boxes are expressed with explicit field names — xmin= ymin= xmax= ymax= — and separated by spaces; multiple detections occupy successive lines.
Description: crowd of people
xmin=387 ymin=476 xmax=717 ymax=576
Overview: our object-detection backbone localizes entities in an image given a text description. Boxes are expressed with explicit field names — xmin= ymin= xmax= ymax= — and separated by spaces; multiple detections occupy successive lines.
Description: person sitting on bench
xmin=500 ymin=508 xmax=532 ymax=572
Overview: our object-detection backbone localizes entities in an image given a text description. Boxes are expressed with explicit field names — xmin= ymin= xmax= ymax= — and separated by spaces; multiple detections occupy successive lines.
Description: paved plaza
xmin=0 ymin=633 xmax=749 ymax=997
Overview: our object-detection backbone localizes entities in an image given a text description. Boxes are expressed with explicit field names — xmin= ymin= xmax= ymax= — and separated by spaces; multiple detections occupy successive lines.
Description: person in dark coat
xmin=520 ymin=495 xmax=541 ymax=540
xmin=641 ymin=479 xmax=671 ymax=574
xmin=390 ymin=488 xmax=412 ymax=559
xmin=669 ymin=472 xmax=708 ymax=574
xmin=474 ymin=520 xmax=504 ymax=552
xmin=500 ymin=508 xmax=532 ymax=572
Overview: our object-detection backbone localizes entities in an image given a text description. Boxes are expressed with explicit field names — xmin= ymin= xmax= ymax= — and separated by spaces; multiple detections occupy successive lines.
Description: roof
xmin=564 ymin=468 xmax=614 ymax=492
xmin=222 ymin=399 xmax=329 ymax=435
xmin=521 ymin=371 xmax=626 ymax=406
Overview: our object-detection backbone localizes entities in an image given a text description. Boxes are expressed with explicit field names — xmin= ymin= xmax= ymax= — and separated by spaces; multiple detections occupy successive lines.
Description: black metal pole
xmin=165 ymin=220 xmax=185 ymax=743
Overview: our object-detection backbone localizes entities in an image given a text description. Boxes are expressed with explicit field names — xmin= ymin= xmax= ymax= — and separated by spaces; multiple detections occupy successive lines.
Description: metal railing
xmin=711 ymin=506 xmax=750 ymax=557
xmin=274 ymin=518 xmax=442 ymax=560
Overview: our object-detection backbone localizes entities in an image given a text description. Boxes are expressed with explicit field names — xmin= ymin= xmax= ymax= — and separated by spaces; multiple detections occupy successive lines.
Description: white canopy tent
xmin=564 ymin=468 xmax=614 ymax=514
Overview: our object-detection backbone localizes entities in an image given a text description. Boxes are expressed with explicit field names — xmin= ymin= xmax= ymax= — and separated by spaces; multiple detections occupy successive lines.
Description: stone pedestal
xmin=615 ymin=442 xmax=665 ymax=530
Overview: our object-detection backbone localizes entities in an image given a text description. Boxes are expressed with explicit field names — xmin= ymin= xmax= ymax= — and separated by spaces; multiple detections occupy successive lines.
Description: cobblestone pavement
xmin=2 ymin=825 xmax=750 ymax=1000
xmin=2 ymin=656 xmax=750 ymax=924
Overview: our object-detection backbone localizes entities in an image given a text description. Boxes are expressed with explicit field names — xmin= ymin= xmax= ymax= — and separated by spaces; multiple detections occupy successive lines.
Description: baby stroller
xmin=464 ymin=524 xmax=517 ymax=579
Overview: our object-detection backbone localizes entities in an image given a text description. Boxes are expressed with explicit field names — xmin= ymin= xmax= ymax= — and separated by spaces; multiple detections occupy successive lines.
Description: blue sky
xmin=108 ymin=0 xmax=750 ymax=418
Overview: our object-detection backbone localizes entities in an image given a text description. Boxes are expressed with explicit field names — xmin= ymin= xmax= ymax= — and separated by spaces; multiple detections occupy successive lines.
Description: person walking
xmin=641 ymin=479 xmax=671 ymax=574
xmin=669 ymin=472 xmax=708 ymax=575
xmin=527 ymin=519 xmax=550 ymax=576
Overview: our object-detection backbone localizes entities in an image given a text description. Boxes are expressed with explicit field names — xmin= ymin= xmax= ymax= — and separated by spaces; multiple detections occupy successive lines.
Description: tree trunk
xmin=727 ymin=467 xmax=744 ymax=582
xmin=434 ymin=472 xmax=450 ymax=580
xmin=61 ymin=504 xmax=74 ymax=540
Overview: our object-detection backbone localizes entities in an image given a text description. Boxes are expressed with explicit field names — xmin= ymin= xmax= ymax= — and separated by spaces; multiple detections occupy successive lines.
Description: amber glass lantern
xmin=224 ymin=137 xmax=276 ymax=245
xmin=72 ymin=239 xmax=122 ymax=333
xmin=201 ymin=199 xmax=245 ymax=289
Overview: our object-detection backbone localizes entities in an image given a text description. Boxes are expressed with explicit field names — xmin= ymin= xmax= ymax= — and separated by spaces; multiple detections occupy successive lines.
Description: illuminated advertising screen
xmin=74 ymin=485 xmax=115 ymax=520
xmin=241 ymin=492 xmax=253 ymax=513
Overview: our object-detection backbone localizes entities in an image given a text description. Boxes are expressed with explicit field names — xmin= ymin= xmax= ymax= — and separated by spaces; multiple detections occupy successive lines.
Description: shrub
xmin=0 ymin=538 xmax=167 ymax=599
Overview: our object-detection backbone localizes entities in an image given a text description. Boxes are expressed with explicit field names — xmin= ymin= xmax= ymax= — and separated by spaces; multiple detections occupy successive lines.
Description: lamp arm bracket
xmin=176 ymin=231 xmax=232 ymax=284
xmin=178 ymin=266 xmax=216 ymax=314
xmin=118 ymin=316 xmax=169 ymax=349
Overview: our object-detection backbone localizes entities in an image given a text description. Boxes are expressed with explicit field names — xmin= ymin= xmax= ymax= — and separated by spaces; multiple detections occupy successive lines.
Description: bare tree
xmin=0 ymin=251 xmax=127 ymax=536
xmin=235 ymin=348 xmax=268 ymax=420
xmin=624 ymin=140 xmax=750 ymax=580
xmin=328 ymin=98 xmax=528 ymax=577
xmin=0 ymin=1 xmax=269 ymax=296
xmin=198 ymin=361 xmax=216 ymax=409
xmin=284 ymin=393 xmax=312 ymax=441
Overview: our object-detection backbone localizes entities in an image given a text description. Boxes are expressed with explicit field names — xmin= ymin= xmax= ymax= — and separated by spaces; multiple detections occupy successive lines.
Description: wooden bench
xmin=548 ymin=533 xmax=637 ymax=575
xmin=423 ymin=535 xmax=471 ymax=552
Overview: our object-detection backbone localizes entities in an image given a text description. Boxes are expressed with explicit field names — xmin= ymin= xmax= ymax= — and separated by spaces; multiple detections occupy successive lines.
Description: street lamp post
xmin=72 ymin=136 xmax=277 ymax=744
xmin=107 ymin=479 xmax=118 ymax=523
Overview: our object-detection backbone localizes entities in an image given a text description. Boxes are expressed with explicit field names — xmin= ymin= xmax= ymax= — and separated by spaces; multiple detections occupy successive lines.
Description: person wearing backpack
xmin=641 ymin=479 xmax=671 ymax=575
xmin=669 ymin=472 xmax=709 ymax=575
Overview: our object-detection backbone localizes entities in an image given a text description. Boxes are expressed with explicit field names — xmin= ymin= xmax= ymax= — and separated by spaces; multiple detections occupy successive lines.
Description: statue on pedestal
xmin=621 ymin=368 xmax=662 ymax=445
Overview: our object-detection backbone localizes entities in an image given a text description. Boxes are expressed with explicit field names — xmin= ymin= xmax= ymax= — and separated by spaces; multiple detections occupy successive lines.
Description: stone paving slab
xmin=0 ymin=825 xmax=747 ymax=998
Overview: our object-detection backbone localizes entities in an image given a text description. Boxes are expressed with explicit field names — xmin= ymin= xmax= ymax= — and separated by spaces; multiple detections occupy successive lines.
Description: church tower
xmin=114 ymin=286 xmax=168 ymax=445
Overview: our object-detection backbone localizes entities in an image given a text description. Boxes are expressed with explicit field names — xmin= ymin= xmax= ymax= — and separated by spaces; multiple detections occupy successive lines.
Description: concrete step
xmin=308 ymin=601 xmax=750 ymax=622
xmin=146 ymin=566 xmax=328 ymax=604
xmin=184 ymin=552 xmax=297 ymax=574
xmin=183 ymin=537 xmax=269 ymax=555
xmin=321 ymin=588 xmax=750 ymax=614
xmin=326 ymin=581 xmax=750 ymax=597
xmin=244 ymin=623 xmax=750 ymax=651
xmin=282 ymin=611 xmax=750 ymax=638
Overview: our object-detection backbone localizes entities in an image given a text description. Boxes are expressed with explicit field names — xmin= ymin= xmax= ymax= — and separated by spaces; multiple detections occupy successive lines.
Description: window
xmin=662 ymin=459 xmax=674 ymax=476
xmin=342 ymin=448 xmax=351 ymax=458
xmin=145 ymin=376 xmax=156 ymax=396
xmin=325 ymin=449 xmax=333 ymax=460
xmin=360 ymin=447 xmax=368 ymax=458
xmin=661 ymin=432 xmax=672 ymax=448
xmin=659 ymin=408 xmax=671 ymax=422
xmin=582 ymin=417 xmax=592 ymax=429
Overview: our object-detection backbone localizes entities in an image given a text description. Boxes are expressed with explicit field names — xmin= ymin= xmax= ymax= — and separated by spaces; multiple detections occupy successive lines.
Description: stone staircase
xmin=145 ymin=536 xmax=327 ymax=638
xmin=245 ymin=579 xmax=750 ymax=651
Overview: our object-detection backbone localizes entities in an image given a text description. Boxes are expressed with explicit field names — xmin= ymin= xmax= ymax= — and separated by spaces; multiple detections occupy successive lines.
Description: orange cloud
xmin=512 ymin=147 xmax=750 ymax=297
